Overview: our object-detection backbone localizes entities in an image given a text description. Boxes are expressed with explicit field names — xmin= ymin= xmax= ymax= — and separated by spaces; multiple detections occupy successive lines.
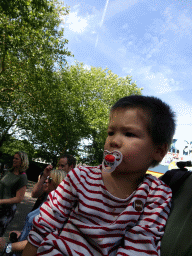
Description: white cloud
xmin=174 ymin=122 xmax=192 ymax=141
xmin=175 ymin=103 xmax=192 ymax=117
xmin=105 ymin=0 xmax=139 ymax=20
xmin=122 ymin=23 xmax=128 ymax=29
xmin=83 ymin=64 xmax=91 ymax=70
xmin=168 ymin=100 xmax=192 ymax=141
xmin=137 ymin=66 xmax=182 ymax=94
xmin=62 ymin=0 xmax=140 ymax=47
xmin=178 ymin=12 xmax=192 ymax=35
xmin=61 ymin=4 xmax=100 ymax=35
xmin=64 ymin=10 xmax=89 ymax=33
xmin=162 ymin=7 xmax=192 ymax=38
xmin=142 ymin=34 xmax=166 ymax=59
xmin=117 ymin=46 xmax=127 ymax=56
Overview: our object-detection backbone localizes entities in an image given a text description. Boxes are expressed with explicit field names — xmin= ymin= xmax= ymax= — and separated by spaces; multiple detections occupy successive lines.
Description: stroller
xmin=160 ymin=161 xmax=192 ymax=256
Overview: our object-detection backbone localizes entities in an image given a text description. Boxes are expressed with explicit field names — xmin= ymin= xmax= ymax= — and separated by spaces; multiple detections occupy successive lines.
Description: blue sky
xmin=61 ymin=0 xmax=192 ymax=142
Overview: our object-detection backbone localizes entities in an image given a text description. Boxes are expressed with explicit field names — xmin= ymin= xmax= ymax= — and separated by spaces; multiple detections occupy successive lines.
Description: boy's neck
xmin=102 ymin=169 xmax=145 ymax=199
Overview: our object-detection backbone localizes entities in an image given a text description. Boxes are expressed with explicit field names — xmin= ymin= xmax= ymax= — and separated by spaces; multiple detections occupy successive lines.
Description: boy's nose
xmin=110 ymin=136 xmax=121 ymax=148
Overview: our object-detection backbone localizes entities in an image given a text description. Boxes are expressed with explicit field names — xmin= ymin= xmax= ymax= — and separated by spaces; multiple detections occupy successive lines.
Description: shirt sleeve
xmin=116 ymin=181 xmax=172 ymax=256
xmin=17 ymin=173 xmax=28 ymax=191
xmin=28 ymin=169 xmax=79 ymax=247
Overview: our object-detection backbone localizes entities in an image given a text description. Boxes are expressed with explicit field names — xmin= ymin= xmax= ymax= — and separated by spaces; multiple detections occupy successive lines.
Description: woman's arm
xmin=31 ymin=175 xmax=47 ymax=198
xmin=22 ymin=242 xmax=37 ymax=256
xmin=31 ymin=165 xmax=52 ymax=198
xmin=0 ymin=238 xmax=28 ymax=254
xmin=12 ymin=240 xmax=28 ymax=252
xmin=0 ymin=186 xmax=26 ymax=205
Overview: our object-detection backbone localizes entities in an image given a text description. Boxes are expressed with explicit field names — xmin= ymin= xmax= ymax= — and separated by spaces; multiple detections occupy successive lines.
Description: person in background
xmin=0 ymin=152 xmax=28 ymax=237
xmin=56 ymin=154 xmax=76 ymax=174
xmin=30 ymin=154 xmax=76 ymax=211
xmin=0 ymin=169 xmax=67 ymax=256
xmin=22 ymin=95 xmax=175 ymax=256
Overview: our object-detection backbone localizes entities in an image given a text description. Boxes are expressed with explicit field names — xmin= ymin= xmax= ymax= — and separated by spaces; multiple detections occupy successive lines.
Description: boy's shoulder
xmin=71 ymin=165 xmax=102 ymax=176
xmin=144 ymin=174 xmax=172 ymax=191
xmin=74 ymin=165 xmax=101 ymax=171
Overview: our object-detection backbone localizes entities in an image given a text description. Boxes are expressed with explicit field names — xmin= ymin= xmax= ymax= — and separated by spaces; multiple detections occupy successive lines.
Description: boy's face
xmin=104 ymin=108 xmax=162 ymax=175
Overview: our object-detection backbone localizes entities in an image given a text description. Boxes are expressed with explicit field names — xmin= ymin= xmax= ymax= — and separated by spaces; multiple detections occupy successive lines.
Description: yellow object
xmin=168 ymin=161 xmax=178 ymax=170
xmin=146 ymin=170 xmax=163 ymax=178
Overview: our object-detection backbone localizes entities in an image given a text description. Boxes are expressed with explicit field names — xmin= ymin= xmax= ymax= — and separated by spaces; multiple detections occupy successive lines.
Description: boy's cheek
xmin=104 ymin=138 xmax=110 ymax=149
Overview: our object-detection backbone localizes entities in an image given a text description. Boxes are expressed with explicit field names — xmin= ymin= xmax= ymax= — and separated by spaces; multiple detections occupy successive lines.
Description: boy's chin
xmin=110 ymin=166 xmax=126 ymax=174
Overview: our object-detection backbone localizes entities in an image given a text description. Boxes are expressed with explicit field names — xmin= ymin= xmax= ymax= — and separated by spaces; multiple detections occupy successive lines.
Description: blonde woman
xmin=0 ymin=151 xmax=29 ymax=236
xmin=0 ymin=169 xmax=67 ymax=255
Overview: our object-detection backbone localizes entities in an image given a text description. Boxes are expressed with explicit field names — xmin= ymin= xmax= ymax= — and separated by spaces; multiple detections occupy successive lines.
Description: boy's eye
xmin=125 ymin=132 xmax=135 ymax=137
xmin=108 ymin=131 xmax=114 ymax=136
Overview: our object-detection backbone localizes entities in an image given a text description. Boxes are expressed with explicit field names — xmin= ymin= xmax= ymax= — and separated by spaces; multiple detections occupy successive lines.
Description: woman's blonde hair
xmin=50 ymin=169 xmax=67 ymax=187
xmin=12 ymin=151 xmax=29 ymax=173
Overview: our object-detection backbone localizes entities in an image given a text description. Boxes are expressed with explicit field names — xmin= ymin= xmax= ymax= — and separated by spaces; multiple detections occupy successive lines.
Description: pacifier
xmin=102 ymin=150 xmax=123 ymax=173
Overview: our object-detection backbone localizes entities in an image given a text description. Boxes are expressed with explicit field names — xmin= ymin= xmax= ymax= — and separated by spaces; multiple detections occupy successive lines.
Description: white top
xmin=28 ymin=165 xmax=172 ymax=256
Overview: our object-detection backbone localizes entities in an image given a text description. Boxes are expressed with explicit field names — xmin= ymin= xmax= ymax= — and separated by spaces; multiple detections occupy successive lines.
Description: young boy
xmin=22 ymin=95 xmax=175 ymax=256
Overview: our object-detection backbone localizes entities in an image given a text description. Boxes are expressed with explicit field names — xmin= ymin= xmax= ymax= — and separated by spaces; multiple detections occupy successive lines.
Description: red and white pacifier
xmin=102 ymin=150 xmax=123 ymax=173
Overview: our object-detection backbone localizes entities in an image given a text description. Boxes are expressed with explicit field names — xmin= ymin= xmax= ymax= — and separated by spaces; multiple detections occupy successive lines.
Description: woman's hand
xmin=31 ymin=165 xmax=52 ymax=198
xmin=9 ymin=230 xmax=21 ymax=240
xmin=42 ymin=165 xmax=53 ymax=179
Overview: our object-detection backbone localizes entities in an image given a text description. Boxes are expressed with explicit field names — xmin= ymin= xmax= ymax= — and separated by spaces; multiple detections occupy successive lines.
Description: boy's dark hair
xmin=111 ymin=95 xmax=176 ymax=167
xmin=60 ymin=154 xmax=76 ymax=168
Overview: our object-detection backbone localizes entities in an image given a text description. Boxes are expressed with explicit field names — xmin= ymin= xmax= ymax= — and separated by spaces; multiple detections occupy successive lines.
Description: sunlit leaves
xmin=0 ymin=1 xmax=142 ymax=164
xmin=59 ymin=63 xmax=142 ymax=164
xmin=0 ymin=0 xmax=72 ymax=159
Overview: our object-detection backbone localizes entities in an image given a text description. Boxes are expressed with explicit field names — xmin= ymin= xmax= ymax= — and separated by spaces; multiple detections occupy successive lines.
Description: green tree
xmin=0 ymin=0 xmax=142 ymax=164
xmin=1 ymin=60 xmax=142 ymax=164
xmin=0 ymin=0 xmax=72 ymax=157
xmin=58 ymin=63 xmax=142 ymax=165
xmin=0 ymin=136 xmax=35 ymax=160
xmin=20 ymin=63 xmax=142 ymax=165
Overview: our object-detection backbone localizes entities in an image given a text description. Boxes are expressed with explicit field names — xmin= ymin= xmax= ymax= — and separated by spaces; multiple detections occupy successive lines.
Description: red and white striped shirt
xmin=28 ymin=165 xmax=172 ymax=256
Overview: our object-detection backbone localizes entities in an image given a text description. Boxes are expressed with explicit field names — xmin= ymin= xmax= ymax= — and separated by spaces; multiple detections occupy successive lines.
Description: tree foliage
xmin=1 ymin=62 xmax=142 ymax=164
xmin=0 ymin=0 xmax=72 ymax=159
xmin=0 ymin=1 xmax=142 ymax=165
xmin=58 ymin=63 xmax=142 ymax=165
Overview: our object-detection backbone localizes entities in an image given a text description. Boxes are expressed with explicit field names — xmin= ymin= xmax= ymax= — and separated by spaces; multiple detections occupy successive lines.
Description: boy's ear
xmin=154 ymin=143 xmax=168 ymax=162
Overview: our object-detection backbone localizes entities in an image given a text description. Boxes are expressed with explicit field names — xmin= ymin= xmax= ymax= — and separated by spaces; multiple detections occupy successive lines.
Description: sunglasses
xmin=47 ymin=176 xmax=53 ymax=183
